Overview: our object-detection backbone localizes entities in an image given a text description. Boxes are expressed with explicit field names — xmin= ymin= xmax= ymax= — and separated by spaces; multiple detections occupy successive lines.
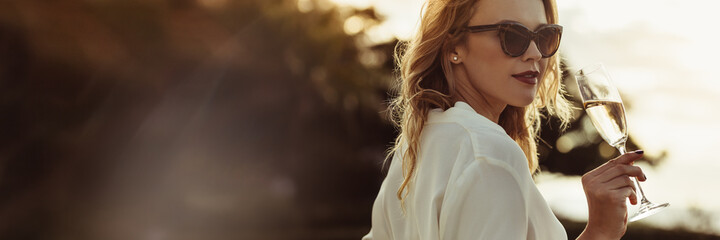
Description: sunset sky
xmin=328 ymin=0 xmax=720 ymax=234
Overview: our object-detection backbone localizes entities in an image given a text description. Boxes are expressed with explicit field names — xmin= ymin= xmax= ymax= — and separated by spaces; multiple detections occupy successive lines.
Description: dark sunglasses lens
xmin=538 ymin=27 xmax=561 ymax=57
xmin=503 ymin=26 xmax=530 ymax=57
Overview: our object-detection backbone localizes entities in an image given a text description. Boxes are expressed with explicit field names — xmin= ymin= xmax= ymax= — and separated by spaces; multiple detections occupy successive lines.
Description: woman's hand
xmin=576 ymin=150 xmax=647 ymax=240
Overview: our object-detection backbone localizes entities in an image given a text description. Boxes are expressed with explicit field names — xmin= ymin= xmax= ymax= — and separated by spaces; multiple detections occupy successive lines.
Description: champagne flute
xmin=574 ymin=63 xmax=669 ymax=222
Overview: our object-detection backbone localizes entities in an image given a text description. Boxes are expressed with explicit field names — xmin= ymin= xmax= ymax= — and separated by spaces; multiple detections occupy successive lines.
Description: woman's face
xmin=453 ymin=0 xmax=548 ymax=109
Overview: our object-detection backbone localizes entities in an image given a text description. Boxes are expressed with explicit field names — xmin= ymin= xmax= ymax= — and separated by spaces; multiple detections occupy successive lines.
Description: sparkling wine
xmin=583 ymin=100 xmax=627 ymax=148
xmin=575 ymin=63 xmax=668 ymax=222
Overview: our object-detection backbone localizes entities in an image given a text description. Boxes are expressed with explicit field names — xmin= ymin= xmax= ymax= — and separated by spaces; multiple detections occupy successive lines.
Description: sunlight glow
xmin=330 ymin=0 xmax=720 ymax=235
xmin=329 ymin=0 xmax=423 ymax=41
xmin=344 ymin=15 xmax=365 ymax=35
xmin=297 ymin=0 xmax=314 ymax=13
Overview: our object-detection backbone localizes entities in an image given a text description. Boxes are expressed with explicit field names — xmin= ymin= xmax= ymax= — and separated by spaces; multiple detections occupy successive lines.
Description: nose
xmin=522 ymin=40 xmax=543 ymax=62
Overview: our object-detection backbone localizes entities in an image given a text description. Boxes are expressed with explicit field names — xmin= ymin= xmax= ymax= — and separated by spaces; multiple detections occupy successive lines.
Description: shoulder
xmin=426 ymin=102 xmax=511 ymax=145
xmin=424 ymin=102 xmax=529 ymax=173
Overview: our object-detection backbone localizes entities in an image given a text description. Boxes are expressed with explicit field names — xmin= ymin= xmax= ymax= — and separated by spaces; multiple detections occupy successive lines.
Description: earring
xmin=452 ymin=56 xmax=458 ymax=61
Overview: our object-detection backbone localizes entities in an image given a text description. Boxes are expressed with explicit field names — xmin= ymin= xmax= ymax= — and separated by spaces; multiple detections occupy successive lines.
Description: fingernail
xmin=643 ymin=174 xmax=647 ymax=181
xmin=634 ymin=150 xmax=644 ymax=154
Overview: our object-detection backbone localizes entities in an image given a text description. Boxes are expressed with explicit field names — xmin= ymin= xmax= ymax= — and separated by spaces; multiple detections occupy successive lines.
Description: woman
xmin=363 ymin=0 xmax=647 ymax=239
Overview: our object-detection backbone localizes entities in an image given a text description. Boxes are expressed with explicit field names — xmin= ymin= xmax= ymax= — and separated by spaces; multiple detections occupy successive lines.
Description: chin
xmin=508 ymin=95 xmax=536 ymax=107
xmin=508 ymin=102 xmax=534 ymax=108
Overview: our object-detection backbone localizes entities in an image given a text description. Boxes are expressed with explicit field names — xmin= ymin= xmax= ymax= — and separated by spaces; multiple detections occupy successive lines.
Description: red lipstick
xmin=512 ymin=71 xmax=539 ymax=85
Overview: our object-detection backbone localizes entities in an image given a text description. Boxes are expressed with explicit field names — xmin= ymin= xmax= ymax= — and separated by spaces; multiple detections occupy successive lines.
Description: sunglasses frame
xmin=465 ymin=22 xmax=563 ymax=58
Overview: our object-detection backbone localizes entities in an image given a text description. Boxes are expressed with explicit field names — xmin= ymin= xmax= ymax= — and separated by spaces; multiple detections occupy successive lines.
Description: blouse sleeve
xmin=438 ymin=157 xmax=529 ymax=240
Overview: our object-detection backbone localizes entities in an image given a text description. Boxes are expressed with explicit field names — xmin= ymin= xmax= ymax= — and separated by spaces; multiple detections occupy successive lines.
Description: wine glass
xmin=574 ymin=63 xmax=669 ymax=222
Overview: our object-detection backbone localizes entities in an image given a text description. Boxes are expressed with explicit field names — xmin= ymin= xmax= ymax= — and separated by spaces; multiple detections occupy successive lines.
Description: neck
xmin=454 ymin=90 xmax=506 ymax=124
xmin=451 ymin=61 xmax=506 ymax=123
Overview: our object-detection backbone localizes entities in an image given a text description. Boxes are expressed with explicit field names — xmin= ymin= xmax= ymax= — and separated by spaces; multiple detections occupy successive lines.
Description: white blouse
xmin=363 ymin=101 xmax=567 ymax=240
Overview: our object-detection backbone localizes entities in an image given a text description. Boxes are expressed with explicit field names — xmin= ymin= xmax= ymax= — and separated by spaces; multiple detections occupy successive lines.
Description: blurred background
xmin=1 ymin=0 xmax=719 ymax=239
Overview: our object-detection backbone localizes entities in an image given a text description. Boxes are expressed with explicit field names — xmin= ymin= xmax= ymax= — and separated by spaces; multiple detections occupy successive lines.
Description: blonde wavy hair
xmin=387 ymin=0 xmax=573 ymax=205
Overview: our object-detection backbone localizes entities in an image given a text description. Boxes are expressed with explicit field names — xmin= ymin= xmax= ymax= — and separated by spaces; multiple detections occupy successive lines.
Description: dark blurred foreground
xmin=0 ymin=0 xmax=716 ymax=239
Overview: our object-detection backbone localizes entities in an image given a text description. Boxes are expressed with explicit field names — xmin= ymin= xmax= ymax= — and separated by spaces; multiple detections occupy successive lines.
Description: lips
xmin=512 ymin=71 xmax=540 ymax=85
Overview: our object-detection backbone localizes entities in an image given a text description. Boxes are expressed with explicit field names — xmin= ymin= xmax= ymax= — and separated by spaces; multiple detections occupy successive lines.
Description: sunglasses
xmin=465 ymin=22 xmax=562 ymax=58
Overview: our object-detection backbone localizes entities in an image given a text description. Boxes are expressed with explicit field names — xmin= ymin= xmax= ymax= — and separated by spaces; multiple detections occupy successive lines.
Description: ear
xmin=449 ymin=50 xmax=461 ymax=63
xmin=446 ymin=34 xmax=465 ymax=64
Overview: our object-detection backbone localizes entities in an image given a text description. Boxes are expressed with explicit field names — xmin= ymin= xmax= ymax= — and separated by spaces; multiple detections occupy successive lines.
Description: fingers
xmin=582 ymin=150 xmax=648 ymax=207
xmin=587 ymin=175 xmax=639 ymax=205
xmin=597 ymin=164 xmax=646 ymax=183
xmin=605 ymin=176 xmax=638 ymax=205
xmin=614 ymin=150 xmax=645 ymax=164
xmin=616 ymin=186 xmax=638 ymax=205
xmin=604 ymin=175 xmax=636 ymax=191
xmin=585 ymin=150 xmax=645 ymax=179
xmin=628 ymin=188 xmax=638 ymax=205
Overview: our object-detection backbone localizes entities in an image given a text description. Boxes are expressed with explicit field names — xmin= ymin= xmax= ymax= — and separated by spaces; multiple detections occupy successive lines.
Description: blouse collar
xmin=429 ymin=101 xmax=506 ymax=133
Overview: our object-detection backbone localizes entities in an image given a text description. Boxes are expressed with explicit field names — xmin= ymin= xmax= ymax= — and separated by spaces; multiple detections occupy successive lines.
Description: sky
xmin=327 ymin=0 xmax=720 ymax=235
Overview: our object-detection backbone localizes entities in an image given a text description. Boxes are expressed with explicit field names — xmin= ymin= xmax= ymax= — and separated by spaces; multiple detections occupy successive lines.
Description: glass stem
xmin=617 ymin=145 xmax=650 ymax=205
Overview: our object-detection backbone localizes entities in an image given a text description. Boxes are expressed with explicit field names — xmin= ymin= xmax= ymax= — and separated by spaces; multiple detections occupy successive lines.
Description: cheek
xmin=466 ymin=35 xmax=505 ymax=60
xmin=465 ymin=38 xmax=512 ymax=75
xmin=539 ymin=58 xmax=549 ymax=80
